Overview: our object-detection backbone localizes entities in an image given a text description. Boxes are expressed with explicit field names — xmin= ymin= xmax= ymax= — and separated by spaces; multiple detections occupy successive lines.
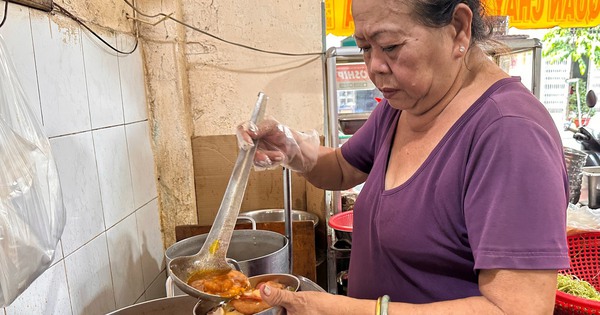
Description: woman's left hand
xmin=259 ymin=283 xmax=343 ymax=315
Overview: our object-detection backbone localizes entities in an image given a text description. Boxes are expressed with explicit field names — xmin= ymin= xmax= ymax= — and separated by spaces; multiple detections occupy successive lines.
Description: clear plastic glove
xmin=236 ymin=117 xmax=320 ymax=173
xmin=259 ymin=283 xmax=359 ymax=315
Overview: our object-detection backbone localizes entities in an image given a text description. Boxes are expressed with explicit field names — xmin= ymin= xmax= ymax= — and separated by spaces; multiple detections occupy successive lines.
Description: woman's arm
xmin=259 ymin=269 xmax=557 ymax=315
xmin=237 ymin=118 xmax=368 ymax=190
xmin=392 ymin=269 xmax=557 ymax=315
xmin=303 ymin=147 xmax=368 ymax=191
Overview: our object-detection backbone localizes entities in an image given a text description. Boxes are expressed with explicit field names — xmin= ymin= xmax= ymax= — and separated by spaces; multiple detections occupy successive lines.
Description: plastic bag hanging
xmin=0 ymin=34 xmax=65 ymax=307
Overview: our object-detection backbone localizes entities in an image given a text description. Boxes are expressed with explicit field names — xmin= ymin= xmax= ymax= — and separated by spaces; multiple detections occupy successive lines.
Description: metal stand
xmin=324 ymin=46 xmax=361 ymax=293
xmin=283 ymin=167 xmax=293 ymax=273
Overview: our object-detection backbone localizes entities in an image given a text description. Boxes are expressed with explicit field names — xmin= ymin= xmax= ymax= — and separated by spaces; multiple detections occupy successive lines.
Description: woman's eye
xmin=359 ymin=46 xmax=371 ymax=53
xmin=382 ymin=45 xmax=397 ymax=52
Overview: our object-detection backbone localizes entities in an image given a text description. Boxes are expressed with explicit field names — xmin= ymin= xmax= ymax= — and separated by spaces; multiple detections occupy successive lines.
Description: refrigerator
xmin=322 ymin=36 xmax=543 ymax=294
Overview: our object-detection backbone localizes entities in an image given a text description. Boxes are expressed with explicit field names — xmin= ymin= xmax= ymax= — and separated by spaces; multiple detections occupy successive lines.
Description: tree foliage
xmin=542 ymin=26 xmax=600 ymax=75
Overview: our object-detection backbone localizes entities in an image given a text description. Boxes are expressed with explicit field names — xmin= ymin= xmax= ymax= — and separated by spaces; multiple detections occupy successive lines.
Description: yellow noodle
xmin=557 ymin=274 xmax=600 ymax=301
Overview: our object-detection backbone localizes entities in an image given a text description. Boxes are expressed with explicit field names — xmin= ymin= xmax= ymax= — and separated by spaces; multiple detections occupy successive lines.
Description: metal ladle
xmin=168 ymin=92 xmax=268 ymax=302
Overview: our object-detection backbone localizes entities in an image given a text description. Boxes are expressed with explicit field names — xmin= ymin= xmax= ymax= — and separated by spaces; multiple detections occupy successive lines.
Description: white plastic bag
xmin=567 ymin=203 xmax=600 ymax=235
xmin=0 ymin=34 xmax=65 ymax=307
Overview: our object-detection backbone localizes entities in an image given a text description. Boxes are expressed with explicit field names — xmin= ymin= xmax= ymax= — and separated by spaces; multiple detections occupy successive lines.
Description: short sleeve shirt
xmin=340 ymin=77 xmax=570 ymax=303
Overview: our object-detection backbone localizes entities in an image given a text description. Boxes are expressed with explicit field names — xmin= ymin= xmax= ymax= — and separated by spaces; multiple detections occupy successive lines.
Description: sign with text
xmin=486 ymin=0 xmax=600 ymax=28
xmin=325 ymin=0 xmax=354 ymax=36
xmin=325 ymin=0 xmax=600 ymax=35
xmin=336 ymin=63 xmax=375 ymax=90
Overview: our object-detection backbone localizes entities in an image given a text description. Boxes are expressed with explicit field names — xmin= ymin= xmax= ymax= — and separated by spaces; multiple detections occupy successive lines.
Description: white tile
xmin=30 ymin=11 xmax=90 ymax=137
xmin=50 ymin=132 xmax=104 ymax=256
xmin=82 ymin=30 xmax=124 ymax=129
xmin=126 ymin=121 xmax=157 ymax=208
xmin=0 ymin=2 xmax=42 ymax=124
xmin=117 ymin=34 xmax=147 ymax=123
xmin=135 ymin=199 xmax=165 ymax=288
xmin=106 ymin=214 xmax=145 ymax=309
xmin=144 ymin=271 xmax=167 ymax=302
xmin=93 ymin=126 xmax=134 ymax=228
xmin=5 ymin=261 xmax=72 ymax=315
xmin=64 ymin=234 xmax=115 ymax=315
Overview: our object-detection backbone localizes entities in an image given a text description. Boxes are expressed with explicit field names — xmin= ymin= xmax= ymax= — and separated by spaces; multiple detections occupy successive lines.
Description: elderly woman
xmin=238 ymin=0 xmax=569 ymax=313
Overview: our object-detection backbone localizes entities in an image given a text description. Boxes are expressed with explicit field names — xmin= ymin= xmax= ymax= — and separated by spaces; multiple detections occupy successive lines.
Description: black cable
xmin=167 ymin=17 xmax=323 ymax=57
xmin=53 ymin=3 xmax=137 ymax=55
xmin=122 ymin=0 xmax=323 ymax=57
xmin=0 ymin=1 xmax=8 ymax=29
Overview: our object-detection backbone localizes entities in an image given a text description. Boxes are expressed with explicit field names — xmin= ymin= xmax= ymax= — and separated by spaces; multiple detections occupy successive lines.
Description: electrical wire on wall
xmin=122 ymin=0 xmax=324 ymax=57
xmin=2 ymin=0 xmax=323 ymax=58
xmin=53 ymin=3 xmax=138 ymax=55
xmin=0 ymin=1 xmax=8 ymax=29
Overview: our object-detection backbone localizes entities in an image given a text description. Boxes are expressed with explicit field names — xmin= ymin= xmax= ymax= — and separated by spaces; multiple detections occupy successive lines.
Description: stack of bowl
xmin=564 ymin=147 xmax=588 ymax=204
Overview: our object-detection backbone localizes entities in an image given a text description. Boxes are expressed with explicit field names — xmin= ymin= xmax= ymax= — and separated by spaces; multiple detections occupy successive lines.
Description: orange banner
xmin=325 ymin=0 xmax=600 ymax=35
xmin=325 ymin=0 xmax=354 ymax=36
xmin=486 ymin=0 xmax=600 ymax=28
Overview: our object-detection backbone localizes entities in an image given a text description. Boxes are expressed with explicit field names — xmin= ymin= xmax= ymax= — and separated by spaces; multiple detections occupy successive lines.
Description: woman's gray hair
xmin=409 ymin=0 xmax=494 ymax=45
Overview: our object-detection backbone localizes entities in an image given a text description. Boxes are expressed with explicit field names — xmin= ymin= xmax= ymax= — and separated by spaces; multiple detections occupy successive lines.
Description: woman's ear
xmin=451 ymin=3 xmax=473 ymax=53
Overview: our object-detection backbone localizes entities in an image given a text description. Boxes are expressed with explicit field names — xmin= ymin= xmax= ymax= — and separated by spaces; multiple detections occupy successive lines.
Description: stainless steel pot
xmin=239 ymin=209 xmax=319 ymax=228
xmin=106 ymin=295 xmax=198 ymax=314
xmin=107 ymin=276 xmax=325 ymax=315
xmin=165 ymin=229 xmax=289 ymax=276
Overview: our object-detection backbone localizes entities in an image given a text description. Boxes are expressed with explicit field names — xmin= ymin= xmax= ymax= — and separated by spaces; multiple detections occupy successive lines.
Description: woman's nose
xmin=367 ymin=51 xmax=390 ymax=74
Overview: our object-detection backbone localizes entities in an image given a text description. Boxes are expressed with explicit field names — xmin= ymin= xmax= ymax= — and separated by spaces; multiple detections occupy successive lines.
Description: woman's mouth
xmin=380 ymin=88 xmax=398 ymax=99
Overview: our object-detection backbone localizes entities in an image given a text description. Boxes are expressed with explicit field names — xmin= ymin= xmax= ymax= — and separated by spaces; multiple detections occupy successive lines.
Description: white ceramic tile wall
xmin=83 ymin=31 xmax=124 ymax=129
xmin=106 ymin=214 xmax=145 ymax=308
xmin=30 ymin=11 xmax=91 ymax=138
xmin=136 ymin=199 xmax=165 ymax=288
xmin=5 ymin=261 xmax=72 ymax=315
xmin=64 ymin=234 xmax=115 ymax=315
xmin=0 ymin=2 xmax=163 ymax=314
xmin=117 ymin=34 xmax=147 ymax=123
xmin=50 ymin=132 xmax=105 ymax=256
xmin=0 ymin=2 xmax=41 ymax=124
xmin=93 ymin=125 xmax=135 ymax=228
xmin=144 ymin=271 xmax=168 ymax=301
xmin=126 ymin=121 xmax=158 ymax=208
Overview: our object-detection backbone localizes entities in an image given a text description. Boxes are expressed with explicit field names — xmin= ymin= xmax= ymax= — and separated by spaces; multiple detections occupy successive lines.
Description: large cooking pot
xmin=107 ymin=276 xmax=325 ymax=315
xmin=239 ymin=209 xmax=319 ymax=228
xmin=166 ymin=229 xmax=289 ymax=276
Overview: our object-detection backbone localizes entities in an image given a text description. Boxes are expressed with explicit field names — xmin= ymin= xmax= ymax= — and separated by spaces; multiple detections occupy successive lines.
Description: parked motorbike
xmin=566 ymin=90 xmax=600 ymax=166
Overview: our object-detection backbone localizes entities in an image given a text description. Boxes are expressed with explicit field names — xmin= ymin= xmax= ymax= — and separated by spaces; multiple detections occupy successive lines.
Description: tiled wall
xmin=0 ymin=2 xmax=165 ymax=315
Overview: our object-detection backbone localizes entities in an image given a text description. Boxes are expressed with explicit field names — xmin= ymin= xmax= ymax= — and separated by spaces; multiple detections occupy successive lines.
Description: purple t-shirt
xmin=340 ymin=77 xmax=570 ymax=303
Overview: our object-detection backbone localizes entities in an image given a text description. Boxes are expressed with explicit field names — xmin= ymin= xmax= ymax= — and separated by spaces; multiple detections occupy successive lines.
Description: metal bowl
xmin=338 ymin=113 xmax=370 ymax=135
xmin=106 ymin=295 xmax=199 ymax=314
xmin=196 ymin=273 xmax=300 ymax=315
xmin=239 ymin=209 xmax=319 ymax=228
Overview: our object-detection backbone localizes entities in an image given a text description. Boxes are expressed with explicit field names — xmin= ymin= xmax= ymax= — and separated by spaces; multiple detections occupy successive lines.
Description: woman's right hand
xmin=236 ymin=118 xmax=320 ymax=173
xmin=259 ymin=283 xmax=375 ymax=315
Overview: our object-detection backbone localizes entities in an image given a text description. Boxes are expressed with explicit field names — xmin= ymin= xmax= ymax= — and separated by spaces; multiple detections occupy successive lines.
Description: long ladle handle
xmin=198 ymin=92 xmax=267 ymax=262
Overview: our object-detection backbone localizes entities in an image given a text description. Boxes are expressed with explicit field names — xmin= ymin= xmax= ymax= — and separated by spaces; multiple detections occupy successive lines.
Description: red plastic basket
xmin=555 ymin=232 xmax=600 ymax=314
xmin=328 ymin=210 xmax=353 ymax=232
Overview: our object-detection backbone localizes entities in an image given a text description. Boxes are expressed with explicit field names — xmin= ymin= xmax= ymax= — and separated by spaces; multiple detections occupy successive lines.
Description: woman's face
xmin=352 ymin=0 xmax=461 ymax=114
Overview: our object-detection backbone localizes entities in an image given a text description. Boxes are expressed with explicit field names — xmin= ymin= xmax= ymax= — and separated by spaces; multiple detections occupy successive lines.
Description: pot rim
xmin=165 ymin=229 xmax=288 ymax=263
xmin=239 ymin=208 xmax=319 ymax=228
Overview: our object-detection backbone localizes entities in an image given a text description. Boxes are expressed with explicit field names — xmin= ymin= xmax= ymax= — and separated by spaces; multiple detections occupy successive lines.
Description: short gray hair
xmin=409 ymin=0 xmax=493 ymax=45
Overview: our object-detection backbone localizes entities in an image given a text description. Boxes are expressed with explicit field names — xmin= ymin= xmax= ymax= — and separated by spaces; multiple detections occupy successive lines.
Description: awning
xmin=486 ymin=0 xmax=600 ymax=29
xmin=325 ymin=0 xmax=354 ymax=37
xmin=325 ymin=0 xmax=600 ymax=36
